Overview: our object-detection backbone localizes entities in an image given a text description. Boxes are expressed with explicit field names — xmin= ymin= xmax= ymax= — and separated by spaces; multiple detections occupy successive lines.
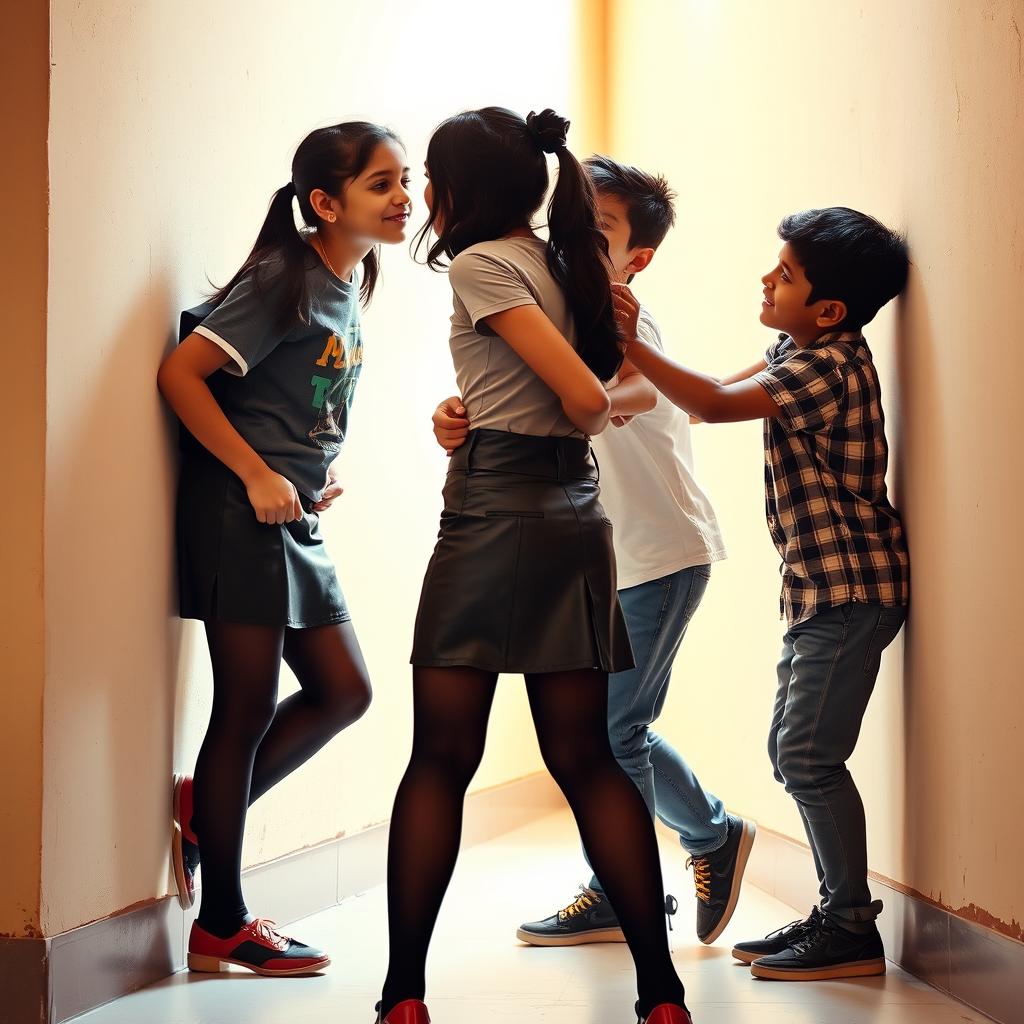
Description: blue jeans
xmin=768 ymin=602 xmax=906 ymax=924
xmin=587 ymin=565 xmax=728 ymax=894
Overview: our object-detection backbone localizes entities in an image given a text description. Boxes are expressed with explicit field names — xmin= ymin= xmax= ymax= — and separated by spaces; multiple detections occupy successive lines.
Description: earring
xmin=328 ymin=214 xmax=336 ymax=223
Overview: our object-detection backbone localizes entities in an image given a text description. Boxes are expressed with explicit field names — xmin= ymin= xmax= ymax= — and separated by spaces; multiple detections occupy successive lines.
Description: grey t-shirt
xmin=447 ymin=236 xmax=584 ymax=438
xmin=182 ymin=257 xmax=362 ymax=501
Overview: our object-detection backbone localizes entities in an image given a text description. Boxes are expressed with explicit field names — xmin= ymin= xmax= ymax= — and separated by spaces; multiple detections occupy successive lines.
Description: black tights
xmin=381 ymin=667 xmax=685 ymax=1018
xmin=191 ymin=619 xmax=371 ymax=937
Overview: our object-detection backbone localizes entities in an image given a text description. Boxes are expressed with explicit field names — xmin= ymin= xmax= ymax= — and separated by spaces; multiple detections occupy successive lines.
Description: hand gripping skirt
xmin=176 ymin=453 xmax=349 ymax=628
xmin=411 ymin=429 xmax=634 ymax=674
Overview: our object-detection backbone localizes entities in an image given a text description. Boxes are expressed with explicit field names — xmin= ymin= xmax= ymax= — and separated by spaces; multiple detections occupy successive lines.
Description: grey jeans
xmin=769 ymin=601 xmax=906 ymax=925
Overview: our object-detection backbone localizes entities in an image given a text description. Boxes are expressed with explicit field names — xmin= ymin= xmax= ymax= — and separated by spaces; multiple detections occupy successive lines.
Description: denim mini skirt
xmin=411 ymin=429 xmax=633 ymax=675
xmin=175 ymin=453 xmax=349 ymax=629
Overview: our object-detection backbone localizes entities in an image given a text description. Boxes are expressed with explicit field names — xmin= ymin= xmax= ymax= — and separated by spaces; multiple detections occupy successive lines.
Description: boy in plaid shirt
xmin=614 ymin=207 xmax=909 ymax=981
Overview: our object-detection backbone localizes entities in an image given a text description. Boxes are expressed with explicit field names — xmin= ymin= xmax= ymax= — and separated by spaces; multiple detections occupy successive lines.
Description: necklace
xmin=314 ymin=234 xmax=340 ymax=279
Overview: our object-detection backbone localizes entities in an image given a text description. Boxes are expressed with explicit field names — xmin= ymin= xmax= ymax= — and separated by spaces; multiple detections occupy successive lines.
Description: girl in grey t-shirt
xmin=158 ymin=122 xmax=411 ymax=978
xmin=376 ymin=107 xmax=692 ymax=1024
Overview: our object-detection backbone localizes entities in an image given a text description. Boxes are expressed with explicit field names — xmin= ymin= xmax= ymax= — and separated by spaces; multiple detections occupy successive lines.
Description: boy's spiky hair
xmin=584 ymin=154 xmax=677 ymax=250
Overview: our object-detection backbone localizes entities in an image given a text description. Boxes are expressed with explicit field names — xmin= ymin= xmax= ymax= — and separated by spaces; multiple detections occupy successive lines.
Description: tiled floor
xmin=76 ymin=810 xmax=988 ymax=1023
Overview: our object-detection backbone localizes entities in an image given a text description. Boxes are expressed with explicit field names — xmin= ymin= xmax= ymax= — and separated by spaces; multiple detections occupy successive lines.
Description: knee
xmin=225 ymin=697 xmax=278 ymax=746
xmin=410 ymin=733 xmax=486 ymax=791
xmin=318 ymin=672 xmax=373 ymax=731
xmin=609 ymin=721 xmax=647 ymax=765
xmin=774 ymin=743 xmax=805 ymax=793
xmin=776 ymin=743 xmax=840 ymax=795
xmin=540 ymin=734 xmax=610 ymax=791
xmin=768 ymin=734 xmax=785 ymax=785
xmin=336 ymin=674 xmax=373 ymax=728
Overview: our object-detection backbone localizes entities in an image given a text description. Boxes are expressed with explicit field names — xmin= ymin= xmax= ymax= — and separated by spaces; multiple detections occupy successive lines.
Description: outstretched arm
xmin=612 ymin=284 xmax=779 ymax=424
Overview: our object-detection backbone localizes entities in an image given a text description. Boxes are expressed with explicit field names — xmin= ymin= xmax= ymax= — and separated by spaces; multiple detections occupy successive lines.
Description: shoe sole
xmin=515 ymin=926 xmax=627 ymax=946
xmin=187 ymin=952 xmax=331 ymax=976
xmin=750 ymin=957 xmax=886 ymax=981
xmin=730 ymin=947 xmax=760 ymax=964
xmin=171 ymin=775 xmax=194 ymax=911
xmin=699 ymin=818 xmax=757 ymax=945
xmin=171 ymin=824 xmax=194 ymax=911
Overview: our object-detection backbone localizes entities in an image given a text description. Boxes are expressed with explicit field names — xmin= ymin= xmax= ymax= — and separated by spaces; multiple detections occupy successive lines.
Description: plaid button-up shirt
xmin=753 ymin=331 xmax=910 ymax=627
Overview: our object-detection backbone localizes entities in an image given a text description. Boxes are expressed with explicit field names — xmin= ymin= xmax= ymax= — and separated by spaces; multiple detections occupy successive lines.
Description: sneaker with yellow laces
xmin=516 ymin=884 xmax=679 ymax=946
xmin=687 ymin=813 xmax=756 ymax=944
xmin=515 ymin=885 xmax=625 ymax=946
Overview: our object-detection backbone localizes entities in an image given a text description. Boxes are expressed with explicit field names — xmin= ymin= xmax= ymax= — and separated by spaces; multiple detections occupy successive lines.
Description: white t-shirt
xmin=592 ymin=308 xmax=727 ymax=589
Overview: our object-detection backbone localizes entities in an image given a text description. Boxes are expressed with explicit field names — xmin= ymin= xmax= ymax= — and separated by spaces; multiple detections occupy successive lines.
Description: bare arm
xmin=612 ymin=284 xmax=779 ymax=424
xmin=157 ymin=334 xmax=303 ymax=523
xmin=483 ymin=305 xmax=612 ymax=435
xmin=607 ymin=356 xmax=658 ymax=419
xmin=721 ymin=359 xmax=769 ymax=386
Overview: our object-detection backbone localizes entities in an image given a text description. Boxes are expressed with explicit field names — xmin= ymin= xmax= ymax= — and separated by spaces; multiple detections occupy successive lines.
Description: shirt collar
xmin=781 ymin=330 xmax=864 ymax=351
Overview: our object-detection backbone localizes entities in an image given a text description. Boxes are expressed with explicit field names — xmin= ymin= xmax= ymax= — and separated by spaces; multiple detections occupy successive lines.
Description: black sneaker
xmin=516 ymin=885 xmax=625 ymax=946
xmin=687 ymin=814 xmax=756 ymax=944
xmin=750 ymin=909 xmax=886 ymax=980
xmin=732 ymin=906 xmax=822 ymax=964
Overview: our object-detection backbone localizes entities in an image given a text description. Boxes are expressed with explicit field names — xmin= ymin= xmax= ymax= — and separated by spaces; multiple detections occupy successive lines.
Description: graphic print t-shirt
xmin=180 ymin=256 xmax=363 ymax=501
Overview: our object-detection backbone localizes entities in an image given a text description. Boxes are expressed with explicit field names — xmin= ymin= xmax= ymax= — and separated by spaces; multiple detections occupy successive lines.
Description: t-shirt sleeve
xmin=754 ymin=348 xmax=847 ymax=432
xmin=636 ymin=309 xmax=664 ymax=352
xmin=448 ymin=251 xmax=537 ymax=331
xmin=192 ymin=267 xmax=292 ymax=377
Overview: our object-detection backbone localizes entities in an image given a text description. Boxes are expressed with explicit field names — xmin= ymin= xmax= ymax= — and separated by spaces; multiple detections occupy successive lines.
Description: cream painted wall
xmin=606 ymin=0 xmax=1023 ymax=933
xmin=41 ymin=0 xmax=600 ymax=934
xmin=0 ymin=1 xmax=48 ymax=940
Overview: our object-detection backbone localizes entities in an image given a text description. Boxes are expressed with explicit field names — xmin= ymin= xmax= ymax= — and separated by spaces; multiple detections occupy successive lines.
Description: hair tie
xmin=526 ymin=109 xmax=570 ymax=154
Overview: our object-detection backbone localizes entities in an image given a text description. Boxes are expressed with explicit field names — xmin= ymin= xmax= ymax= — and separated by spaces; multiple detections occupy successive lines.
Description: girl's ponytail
xmin=210 ymin=181 xmax=312 ymax=328
xmin=529 ymin=110 xmax=623 ymax=382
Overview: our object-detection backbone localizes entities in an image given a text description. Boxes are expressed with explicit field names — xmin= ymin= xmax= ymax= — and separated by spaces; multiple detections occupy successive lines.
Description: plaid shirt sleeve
xmin=755 ymin=346 xmax=847 ymax=433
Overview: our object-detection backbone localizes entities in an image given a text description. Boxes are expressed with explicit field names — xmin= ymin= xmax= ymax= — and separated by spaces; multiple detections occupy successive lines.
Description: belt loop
xmin=556 ymin=437 xmax=566 ymax=480
xmin=589 ymin=443 xmax=601 ymax=484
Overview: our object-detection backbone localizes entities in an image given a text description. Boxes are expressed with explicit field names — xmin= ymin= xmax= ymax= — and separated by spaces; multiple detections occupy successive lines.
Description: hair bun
xmin=526 ymin=109 xmax=570 ymax=153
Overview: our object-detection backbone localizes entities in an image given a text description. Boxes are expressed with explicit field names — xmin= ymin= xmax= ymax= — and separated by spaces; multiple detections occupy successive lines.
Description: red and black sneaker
xmin=171 ymin=774 xmax=200 ymax=909
xmin=374 ymin=999 xmax=431 ymax=1024
xmin=188 ymin=918 xmax=330 ymax=976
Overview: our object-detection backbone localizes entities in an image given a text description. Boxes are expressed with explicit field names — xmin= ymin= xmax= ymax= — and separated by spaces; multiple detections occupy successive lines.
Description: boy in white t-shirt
xmin=431 ymin=156 xmax=755 ymax=947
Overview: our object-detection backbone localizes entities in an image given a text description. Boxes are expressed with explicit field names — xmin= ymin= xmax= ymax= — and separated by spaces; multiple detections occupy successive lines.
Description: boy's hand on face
xmin=611 ymin=282 xmax=641 ymax=347
xmin=433 ymin=395 xmax=469 ymax=456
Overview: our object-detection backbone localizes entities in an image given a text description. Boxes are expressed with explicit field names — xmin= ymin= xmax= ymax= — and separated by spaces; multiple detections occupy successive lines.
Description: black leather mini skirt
xmin=176 ymin=453 xmax=349 ymax=629
xmin=411 ymin=429 xmax=633 ymax=674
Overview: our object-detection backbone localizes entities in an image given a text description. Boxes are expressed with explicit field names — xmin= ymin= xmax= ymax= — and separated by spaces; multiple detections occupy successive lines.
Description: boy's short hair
xmin=778 ymin=207 xmax=909 ymax=330
xmin=584 ymin=154 xmax=677 ymax=250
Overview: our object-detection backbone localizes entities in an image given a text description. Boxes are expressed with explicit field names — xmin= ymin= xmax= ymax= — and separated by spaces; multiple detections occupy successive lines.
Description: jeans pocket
xmin=861 ymin=608 xmax=905 ymax=676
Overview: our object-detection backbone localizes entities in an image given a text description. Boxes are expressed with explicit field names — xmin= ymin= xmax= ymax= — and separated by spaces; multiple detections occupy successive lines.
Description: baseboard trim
xmin=6 ymin=771 xmax=564 ymax=1024
xmin=744 ymin=824 xmax=1023 ymax=1024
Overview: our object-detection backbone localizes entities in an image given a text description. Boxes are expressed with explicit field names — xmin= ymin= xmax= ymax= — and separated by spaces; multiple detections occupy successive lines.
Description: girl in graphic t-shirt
xmin=157 ymin=122 xmax=411 ymax=978
xmin=374 ymin=108 xmax=692 ymax=1024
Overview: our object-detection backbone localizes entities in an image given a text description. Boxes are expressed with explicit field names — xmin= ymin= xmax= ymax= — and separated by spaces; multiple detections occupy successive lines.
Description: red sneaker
xmin=171 ymin=775 xmax=200 ymax=909
xmin=188 ymin=919 xmax=330 ymax=976
xmin=374 ymin=1000 xmax=431 ymax=1024
xmin=638 ymin=1004 xmax=693 ymax=1024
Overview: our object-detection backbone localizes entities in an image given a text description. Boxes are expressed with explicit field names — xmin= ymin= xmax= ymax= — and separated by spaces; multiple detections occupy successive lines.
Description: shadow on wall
xmin=893 ymin=259 xmax=944 ymax=904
